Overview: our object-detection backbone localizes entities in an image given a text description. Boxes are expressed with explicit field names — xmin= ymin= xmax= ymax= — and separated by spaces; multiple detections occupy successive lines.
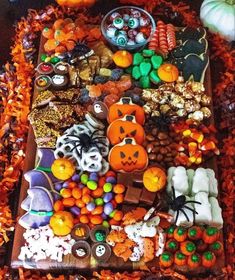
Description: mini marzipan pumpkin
xmin=112 ymin=50 xmax=133 ymax=68
xmin=108 ymin=97 xmax=145 ymax=125
xmin=107 ymin=115 xmax=145 ymax=145
xmin=56 ymin=0 xmax=96 ymax=8
xmin=108 ymin=138 xmax=148 ymax=173
xmin=157 ymin=63 xmax=179 ymax=82
xmin=143 ymin=167 xmax=167 ymax=192
xmin=50 ymin=211 xmax=74 ymax=236
xmin=51 ymin=158 xmax=75 ymax=181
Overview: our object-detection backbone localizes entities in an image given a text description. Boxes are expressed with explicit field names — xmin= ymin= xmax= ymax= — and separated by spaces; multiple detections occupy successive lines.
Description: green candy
xmin=109 ymin=210 xmax=116 ymax=218
xmin=102 ymin=220 xmax=109 ymax=228
xmin=50 ymin=56 xmax=60 ymax=64
xmin=133 ymin=52 xmax=144 ymax=65
xmin=151 ymin=55 xmax=163 ymax=69
xmin=95 ymin=198 xmax=104 ymax=206
xmin=139 ymin=62 xmax=152 ymax=76
xmin=81 ymin=174 xmax=89 ymax=184
xmin=150 ymin=70 xmax=161 ymax=84
xmin=95 ymin=230 xmax=106 ymax=242
xmin=132 ymin=66 xmax=141 ymax=80
xmin=103 ymin=183 xmax=112 ymax=193
xmin=142 ymin=49 xmax=155 ymax=57
xmin=41 ymin=54 xmax=47 ymax=62
xmin=125 ymin=66 xmax=133 ymax=74
xmin=139 ymin=76 xmax=150 ymax=88
xmin=87 ymin=180 xmax=98 ymax=190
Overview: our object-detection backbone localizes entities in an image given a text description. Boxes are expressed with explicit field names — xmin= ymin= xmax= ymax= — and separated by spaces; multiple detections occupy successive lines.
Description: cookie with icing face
xmin=92 ymin=242 xmax=111 ymax=262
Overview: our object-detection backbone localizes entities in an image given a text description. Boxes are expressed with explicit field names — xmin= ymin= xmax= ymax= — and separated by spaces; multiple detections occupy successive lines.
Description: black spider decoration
xmin=168 ymin=186 xmax=201 ymax=225
xmin=62 ymin=39 xmax=94 ymax=65
xmin=66 ymin=130 xmax=107 ymax=157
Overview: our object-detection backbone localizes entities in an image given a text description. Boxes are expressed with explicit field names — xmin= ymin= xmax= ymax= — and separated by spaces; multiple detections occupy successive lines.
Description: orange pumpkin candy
xmin=108 ymin=97 xmax=145 ymax=125
xmin=107 ymin=115 xmax=145 ymax=145
xmin=112 ymin=50 xmax=133 ymax=68
xmin=56 ymin=0 xmax=96 ymax=8
xmin=50 ymin=211 xmax=74 ymax=236
xmin=108 ymin=138 xmax=148 ymax=173
xmin=51 ymin=158 xmax=75 ymax=181
xmin=143 ymin=167 xmax=167 ymax=192
xmin=157 ymin=63 xmax=179 ymax=82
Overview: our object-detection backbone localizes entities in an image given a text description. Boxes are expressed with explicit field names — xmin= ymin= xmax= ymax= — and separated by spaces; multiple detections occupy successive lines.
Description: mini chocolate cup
xmin=36 ymin=62 xmax=54 ymax=75
xmin=71 ymin=223 xmax=90 ymax=241
xmin=51 ymin=74 xmax=68 ymax=90
xmin=72 ymin=240 xmax=91 ymax=259
xmin=91 ymin=242 xmax=112 ymax=262
xmin=35 ymin=75 xmax=52 ymax=91
xmin=90 ymin=225 xmax=109 ymax=243
xmin=54 ymin=62 xmax=69 ymax=75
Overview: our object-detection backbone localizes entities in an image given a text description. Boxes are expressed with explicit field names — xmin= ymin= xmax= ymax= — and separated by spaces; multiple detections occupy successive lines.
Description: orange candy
xmin=80 ymin=215 xmax=89 ymax=224
xmin=90 ymin=215 xmax=103 ymax=225
xmin=92 ymin=187 xmax=104 ymax=198
xmin=105 ymin=171 xmax=116 ymax=178
xmin=91 ymin=206 xmax=103 ymax=215
xmin=82 ymin=194 xmax=91 ymax=204
xmin=82 ymin=187 xmax=91 ymax=196
xmin=72 ymin=187 xmax=82 ymax=199
xmin=113 ymin=184 xmax=125 ymax=194
xmin=54 ymin=30 xmax=66 ymax=42
xmin=55 ymin=45 xmax=67 ymax=53
xmin=42 ymin=27 xmax=54 ymax=39
xmin=65 ymin=31 xmax=77 ymax=41
xmin=113 ymin=210 xmax=123 ymax=222
xmin=115 ymin=194 xmax=124 ymax=204
xmin=87 ymin=85 xmax=102 ymax=98
xmin=98 ymin=177 xmax=106 ymax=188
xmin=60 ymin=188 xmax=72 ymax=198
xmin=63 ymin=40 xmax=76 ymax=51
xmin=53 ymin=200 xmax=64 ymax=212
xmin=68 ymin=181 xmax=77 ymax=189
xmin=75 ymin=27 xmax=86 ymax=40
xmin=76 ymin=199 xmax=85 ymax=208
xmin=53 ymin=19 xmax=65 ymax=30
xmin=44 ymin=39 xmax=59 ymax=52
xmin=63 ymin=197 xmax=76 ymax=207
xmin=81 ymin=207 xmax=90 ymax=215
xmin=109 ymin=218 xmax=119 ymax=226
xmin=64 ymin=23 xmax=76 ymax=33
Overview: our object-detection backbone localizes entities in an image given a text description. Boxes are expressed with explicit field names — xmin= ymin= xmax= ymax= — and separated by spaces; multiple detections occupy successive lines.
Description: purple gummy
xmin=101 ymin=213 xmax=108 ymax=219
xmin=104 ymin=202 xmax=114 ymax=216
xmin=62 ymin=181 xmax=69 ymax=188
xmin=89 ymin=172 xmax=98 ymax=182
xmin=72 ymin=174 xmax=80 ymax=182
xmin=103 ymin=192 xmax=113 ymax=203
xmin=78 ymin=183 xmax=85 ymax=189
xmin=105 ymin=176 xmax=117 ymax=184
xmin=53 ymin=193 xmax=61 ymax=201
xmin=87 ymin=202 xmax=96 ymax=212
xmin=54 ymin=182 xmax=63 ymax=191
xmin=70 ymin=206 xmax=81 ymax=216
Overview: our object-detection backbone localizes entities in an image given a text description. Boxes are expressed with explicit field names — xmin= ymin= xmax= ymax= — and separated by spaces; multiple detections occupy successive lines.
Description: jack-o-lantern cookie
xmin=107 ymin=115 xmax=145 ymax=145
xmin=108 ymin=97 xmax=145 ymax=125
xmin=108 ymin=138 xmax=148 ymax=173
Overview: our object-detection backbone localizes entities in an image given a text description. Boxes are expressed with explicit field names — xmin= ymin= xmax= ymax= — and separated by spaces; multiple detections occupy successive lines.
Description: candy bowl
xmin=71 ymin=223 xmax=90 ymax=241
xmin=72 ymin=240 xmax=91 ymax=259
xmin=90 ymin=225 xmax=110 ymax=243
xmin=101 ymin=6 xmax=156 ymax=51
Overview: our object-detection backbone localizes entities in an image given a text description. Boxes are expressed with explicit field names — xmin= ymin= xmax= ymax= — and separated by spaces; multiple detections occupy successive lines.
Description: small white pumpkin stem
xmin=225 ymin=0 xmax=235 ymax=5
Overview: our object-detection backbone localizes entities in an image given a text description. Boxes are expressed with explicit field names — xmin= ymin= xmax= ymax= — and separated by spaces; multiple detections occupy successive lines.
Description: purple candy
xmin=54 ymin=182 xmax=63 ymax=191
xmin=72 ymin=174 xmax=80 ymax=182
xmin=62 ymin=181 xmax=69 ymax=188
xmin=78 ymin=183 xmax=85 ymax=189
xmin=53 ymin=193 xmax=61 ymax=201
xmin=70 ymin=206 xmax=80 ymax=216
xmin=87 ymin=202 xmax=96 ymax=212
xmin=105 ymin=176 xmax=117 ymax=184
xmin=104 ymin=202 xmax=114 ymax=216
xmin=103 ymin=192 xmax=113 ymax=203
xmin=101 ymin=213 xmax=108 ymax=219
xmin=89 ymin=172 xmax=98 ymax=182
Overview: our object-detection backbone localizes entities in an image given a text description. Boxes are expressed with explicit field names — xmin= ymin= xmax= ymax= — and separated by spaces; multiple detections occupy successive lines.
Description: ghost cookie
xmin=91 ymin=242 xmax=111 ymax=262
xmin=91 ymin=101 xmax=108 ymax=120
xmin=72 ymin=241 xmax=91 ymax=259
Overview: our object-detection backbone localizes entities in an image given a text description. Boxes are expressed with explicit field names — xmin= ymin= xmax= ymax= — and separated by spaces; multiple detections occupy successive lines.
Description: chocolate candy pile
xmin=105 ymin=8 xmax=153 ymax=47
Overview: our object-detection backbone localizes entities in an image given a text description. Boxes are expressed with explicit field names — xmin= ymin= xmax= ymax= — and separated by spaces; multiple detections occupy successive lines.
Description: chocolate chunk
xmin=140 ymin=188 xmax=156 ymax=205
xmin=124 ymin=186 xmax=142 ymax=204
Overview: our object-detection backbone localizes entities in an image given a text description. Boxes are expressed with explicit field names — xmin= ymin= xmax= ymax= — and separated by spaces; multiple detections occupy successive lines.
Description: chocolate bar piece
xmin=140 ymin=188 xmax=156 ymax=205
xmin=124 ymin=186 xmax=142 ymax=204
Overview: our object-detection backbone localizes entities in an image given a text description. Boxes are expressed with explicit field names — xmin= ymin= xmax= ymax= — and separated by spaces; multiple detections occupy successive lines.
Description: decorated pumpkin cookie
xmin=107 ymin=115 xmax=145 ymax=145
xmin=108 ymin=138 xmax=148 ymax=173
xmin=108 ymin=97 xmax=145 ymax=125
xmin=143 ymin=167 xmax=167 ymax=192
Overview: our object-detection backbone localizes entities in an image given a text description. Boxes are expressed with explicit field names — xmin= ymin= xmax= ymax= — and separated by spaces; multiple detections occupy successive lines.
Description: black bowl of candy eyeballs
xmin=101 ymin=6 xmax=156 ymax=51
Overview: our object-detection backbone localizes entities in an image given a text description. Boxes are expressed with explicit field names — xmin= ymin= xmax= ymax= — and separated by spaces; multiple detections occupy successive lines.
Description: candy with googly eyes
xmin=135 ymin=32 xmax=146 ymax=43
xmin=106 ymin=26 xmax=117 ymax=38
xmin=116 ymin=33 xmax=128 ymax=46
xmin=128 ymin=17 xmax=139 ymax=29
xmin=128 ymin=29 xmax=137 ymax=39
xmin=139 ymin=16 xmax=150 ymax=27
xmin=123 ymin=13 xmax=130 ymax=22
xmin=113 ymin=17 xmax=124 ymax=29
xmin=110 ymin=12 xmax=121 ymax=21
xmin=131 ymin=9 xmax=141 ymax=18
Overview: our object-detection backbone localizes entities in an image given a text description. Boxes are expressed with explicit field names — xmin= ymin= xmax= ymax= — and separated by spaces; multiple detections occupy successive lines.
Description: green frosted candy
xmin=151 ymin=55 xmax=163 ymax=69
xmin=103 ymin=183 xmax=112 ymax=193
xmin=95 ymin=198 xmax=104 ymax=206
xmin=139 ymin=76 xmax=150 ymax=89
xmin=41 ymin=54 xmax=47 ymax=62
xmin=109 ymin=210 xmax=116 ymax=218
xmin=150 ymin=70 xmax=161 ymax=84
xmin=95 ymin=230 xmax=106 ymax=242
xmin=133 ymin=52 xmax=144 ymax=65
xmin=87 ymin=180 xmax=98 ymax=190
xmin=142 ymin=49 xmax=155 ymax=57
xmin=102 ymin=220 xmax=109 ymax=228
xmin=125 ymin=66 xmax=133 ymax=74
xmin=81 ymin=174 xmax=89 ymax=184
xmin=132 ymin=66 xmax=141 ymax=80
xmin=50 ymin=56 xmax=60 ymax=64
xmin=139 ymin=62 xmax=152 ymax=76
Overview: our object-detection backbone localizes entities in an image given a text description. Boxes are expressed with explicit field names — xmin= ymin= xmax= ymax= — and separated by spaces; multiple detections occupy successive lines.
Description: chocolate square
xmin=124 ymin=186 xmax=142 ymax=204
xmin=140 ymin=188 xmax=156 ymax=205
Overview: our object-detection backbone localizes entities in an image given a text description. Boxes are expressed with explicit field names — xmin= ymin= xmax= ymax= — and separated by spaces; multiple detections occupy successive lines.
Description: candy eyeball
xmin=135 ymin=32 xmax=146 ymax=44
xmin=127 ymin=39 xmax=135 ymax=46
xmin=139 ymin=16 xmax=150 ymax=27
xmin=131 ymin=9 xmax=141 ymax=18
xmin=128 ymin=29 xmax=137 ymax=39
xmin=116 ymin=34 xmax=128 ymax=46
xmin=113 ymin=17 xmax=124 ymax=29
xmin=128 ymin=17 xmax=139 ymax=29
xmin=110 ymin=12 xmax=121 ymax=21
xmin=123 ymin=13 xmax=130 ymax=22
xmin=95 ymin=245 xmax=106 ymax=257
xmin=106 ymin=25 xmax=117 ymax=38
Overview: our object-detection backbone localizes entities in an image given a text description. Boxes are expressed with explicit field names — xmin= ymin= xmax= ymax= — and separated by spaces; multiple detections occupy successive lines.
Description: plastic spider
xmin=66 ymin=130 xmax=108 ymax=157
xmin=63 ymin=39 xmax=94 ymax=65
xmin=168 ymin=186 xmax=201 ymax=224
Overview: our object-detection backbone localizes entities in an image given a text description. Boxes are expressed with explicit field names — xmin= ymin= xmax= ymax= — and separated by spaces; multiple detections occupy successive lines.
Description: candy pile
xmin=142 ymin=79 xmax=211 ymax=121
xmin=161 ymin=225 xmax=223 ymax=269
xmin=18 ymin=225 xmax=75 ymax=262
xmin=52 ymin=171 xmax=125 ymax=228
xmin=149 ymin=20 xmax=176 ymax=56
xmin=104 ymin=8 xmax=153 ymax=47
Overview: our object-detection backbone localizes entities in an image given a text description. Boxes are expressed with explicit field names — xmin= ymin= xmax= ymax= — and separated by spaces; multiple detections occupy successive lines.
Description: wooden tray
xmin=11 ymin=33 xmax=224 ymax=276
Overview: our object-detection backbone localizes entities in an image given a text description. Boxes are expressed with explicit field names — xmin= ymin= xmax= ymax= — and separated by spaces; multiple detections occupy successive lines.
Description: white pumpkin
xmin=200 ymin=0 xmax=235 ymax=41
